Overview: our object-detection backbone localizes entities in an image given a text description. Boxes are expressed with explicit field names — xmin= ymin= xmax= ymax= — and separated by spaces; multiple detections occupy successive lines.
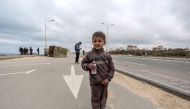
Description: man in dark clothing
xmin=37 ymin=48 xmax=39 ymax=55
xmin=19 ymin=47 xmax=23 ymax=55
xmin=29 ymin=47 xmax=33 ymax=55
xmin=82 ymin=50 xmax=85 ymax=56
xmin=26 ymin=47 xmax=29 ymax=55
xmin=75 ymin=42 xmax=82 ymax=64
xmin=23 ymin=48 xmax=26 ymax=55
xmin=81 ymin=31 xmax=115 ymax=109
xmin=21 ymin=47 xmax=23 ymax=55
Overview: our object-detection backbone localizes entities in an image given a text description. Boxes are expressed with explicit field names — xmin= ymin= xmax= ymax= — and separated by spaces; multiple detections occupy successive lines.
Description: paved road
xmin=0 ymin=55 xmax=157 ymax=109
xmin=112 ymin=55 xmax=190 ymax=94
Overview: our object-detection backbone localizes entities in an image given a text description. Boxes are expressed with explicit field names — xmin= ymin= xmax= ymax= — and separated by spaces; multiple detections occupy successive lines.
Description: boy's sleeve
xmin=107 ymin=55 xmax=115 ymax=81
xmin=81 ymin=54 xmax=90 ymax=71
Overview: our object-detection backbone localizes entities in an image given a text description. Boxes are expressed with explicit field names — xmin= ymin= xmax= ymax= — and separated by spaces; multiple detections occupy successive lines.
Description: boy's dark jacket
xmin=81 ymin=48 xmax=115 ymax=84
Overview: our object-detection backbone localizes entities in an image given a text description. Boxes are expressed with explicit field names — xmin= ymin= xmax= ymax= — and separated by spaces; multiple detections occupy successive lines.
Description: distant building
xmin=185 ymin=46 xmax=189 ymax=51
xmin=115 ymin=48 xmax=120 ymax=51
xmin=127 ymin=45 xmax=138 ymax=51
xmin=152 ymin=46 xmax=165 ymax=51
xmin=108 ymin=48 xmax=113 ymax=51
xmin=119 ymin=47 xmax=125 ymax=50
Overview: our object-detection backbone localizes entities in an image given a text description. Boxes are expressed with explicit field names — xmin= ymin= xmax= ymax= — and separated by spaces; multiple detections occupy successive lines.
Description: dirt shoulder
xmin=113 ymin=72 xmax=190 ymax=109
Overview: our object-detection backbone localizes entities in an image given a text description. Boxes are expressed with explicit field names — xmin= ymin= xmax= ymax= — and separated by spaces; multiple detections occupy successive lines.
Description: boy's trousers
xmin=90 ymin=84 xmax=108 ymax=109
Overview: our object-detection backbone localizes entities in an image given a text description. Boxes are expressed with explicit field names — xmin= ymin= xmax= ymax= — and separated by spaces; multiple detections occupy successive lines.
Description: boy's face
xmin=92 ymin=36 xmax=105 ymax=49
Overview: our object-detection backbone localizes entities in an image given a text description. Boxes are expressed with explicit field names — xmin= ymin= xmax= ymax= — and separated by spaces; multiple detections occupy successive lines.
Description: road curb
xmin=115 ymin=67 xmax=190 ymax=100
xmin=0 ymin=56 xmax=22 ymax=60
xmin=0 ymin=55 xmax=39 ymax=60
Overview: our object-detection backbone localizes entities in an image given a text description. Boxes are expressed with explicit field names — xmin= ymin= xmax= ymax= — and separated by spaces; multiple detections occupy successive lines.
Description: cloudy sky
xmin=0 ymin=0 xmax=189 ymax=54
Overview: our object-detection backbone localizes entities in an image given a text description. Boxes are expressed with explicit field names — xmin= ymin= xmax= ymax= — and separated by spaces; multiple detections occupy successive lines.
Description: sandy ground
xmin=113 ymin=72 xmax=190 ymax=109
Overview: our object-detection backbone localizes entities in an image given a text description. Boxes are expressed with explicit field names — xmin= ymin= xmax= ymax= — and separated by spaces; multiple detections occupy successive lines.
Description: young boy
xmin=81 ymin=31 xmax=115 ymax=109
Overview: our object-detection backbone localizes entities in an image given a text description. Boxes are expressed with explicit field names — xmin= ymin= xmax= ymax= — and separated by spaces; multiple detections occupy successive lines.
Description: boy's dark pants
xmin=90 ymin=84 xmax=108 ymax=109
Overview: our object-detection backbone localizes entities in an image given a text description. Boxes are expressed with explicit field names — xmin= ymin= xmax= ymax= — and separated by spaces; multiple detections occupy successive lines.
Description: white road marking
xmin=63 ymin=65 xmax=84 ymax=99
xmin=25 ymin=69 xmax=36 ymax=74
xmin=0 ymin=69 xmax=36 ymax=76
xmin=0 ymin=62 xmax=50 ymax=67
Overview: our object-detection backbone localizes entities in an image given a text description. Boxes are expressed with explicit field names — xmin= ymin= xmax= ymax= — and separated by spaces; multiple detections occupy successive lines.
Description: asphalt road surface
xmin=112 ymin=55 xmax=190 ymax=93
xmin=0 ymin=55 xmax=157 ymax=109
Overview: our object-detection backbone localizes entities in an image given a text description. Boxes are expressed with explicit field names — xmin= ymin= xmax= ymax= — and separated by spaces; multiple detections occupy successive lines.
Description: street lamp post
xmin=101 ymin=22 xmax=114 ymax=51
xmin=44 ymin=19 xmax=55 ymax=56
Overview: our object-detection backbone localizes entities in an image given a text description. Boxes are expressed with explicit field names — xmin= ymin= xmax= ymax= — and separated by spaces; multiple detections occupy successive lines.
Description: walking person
xmin=19 ymin=47 xmax=23 ymax=55
xmin=29 ymin=47 xmax=33 ymax=55
xmin=21 ymin=47 xmax=23 ymax=55
xmin=82 ymin=50 xmax=85 ymax=56
xmin=23 ymin=47 xmax=26 ymax=55
xmin=81 ymin=31 xmax=115 ymax=109
xmin=26 ymin=47 xmax=29 ymax=55
xmin=37 ymin=48 xmax=39 ymax=55
xmin=75 ymin=42 xmax=82 ymax=64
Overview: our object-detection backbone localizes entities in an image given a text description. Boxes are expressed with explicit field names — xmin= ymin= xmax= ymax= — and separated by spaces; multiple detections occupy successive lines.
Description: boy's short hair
xmin=92 ymin=31 xmax=106 ymax=43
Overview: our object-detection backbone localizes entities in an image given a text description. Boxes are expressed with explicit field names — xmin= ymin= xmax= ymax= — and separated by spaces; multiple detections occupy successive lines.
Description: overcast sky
xmin=0 ymin=0 xmax=190 ymax=54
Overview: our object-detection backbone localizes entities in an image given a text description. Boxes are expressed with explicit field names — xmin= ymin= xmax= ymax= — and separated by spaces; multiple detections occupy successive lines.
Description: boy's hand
xmin=102 ymin=79 xmax=109 ymax=86
xmin=87 ymin=63 xmax=96 ymax=70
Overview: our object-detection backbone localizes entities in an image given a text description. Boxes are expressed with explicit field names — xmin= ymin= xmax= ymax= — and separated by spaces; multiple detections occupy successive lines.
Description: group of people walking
xmin=19 ymin=47 xmax=39 ymax=55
